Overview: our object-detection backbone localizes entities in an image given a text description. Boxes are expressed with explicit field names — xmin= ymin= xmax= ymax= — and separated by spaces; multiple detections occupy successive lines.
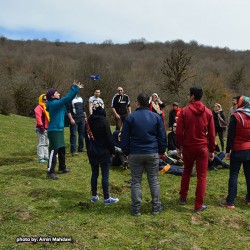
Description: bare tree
xmin=228 ymin=66 xmax=246 ymax=94
xmin=159 ymin=49 xmax=194 ymax=101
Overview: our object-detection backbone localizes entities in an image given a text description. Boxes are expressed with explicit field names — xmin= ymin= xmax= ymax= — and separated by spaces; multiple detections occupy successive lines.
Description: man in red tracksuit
xmin=176 ymin=87 xmax=215 ymax=212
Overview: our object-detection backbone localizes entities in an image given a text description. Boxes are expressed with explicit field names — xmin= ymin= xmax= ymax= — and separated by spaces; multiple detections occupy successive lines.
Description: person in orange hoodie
xmin=34 ymin=94 xmax=50 ymax=163
xmin=176 ymin=87 xmax=215 ymax=213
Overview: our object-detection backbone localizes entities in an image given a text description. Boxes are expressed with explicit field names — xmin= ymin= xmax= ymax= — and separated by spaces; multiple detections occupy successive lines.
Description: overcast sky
xmin=0 ymin=0 xmax=249 ymax=51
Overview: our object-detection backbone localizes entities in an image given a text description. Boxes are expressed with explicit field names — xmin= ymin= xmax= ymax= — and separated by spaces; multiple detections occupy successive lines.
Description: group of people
xmin=34 ymin=82 xmax=250 ymax=215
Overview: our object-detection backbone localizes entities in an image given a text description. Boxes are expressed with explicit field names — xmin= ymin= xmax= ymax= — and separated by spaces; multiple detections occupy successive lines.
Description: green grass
xmin=0 ymin=114 xmax=249 ymax=250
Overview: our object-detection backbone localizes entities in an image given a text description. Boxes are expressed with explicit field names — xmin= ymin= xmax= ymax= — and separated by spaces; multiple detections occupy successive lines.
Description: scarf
xmin=235 ymin=96 xmax=250 ymax=126
xmin=38 ymin=94 xmax=50 ymax=121
xmin=85 ymin=117 xmax=95 ymax=141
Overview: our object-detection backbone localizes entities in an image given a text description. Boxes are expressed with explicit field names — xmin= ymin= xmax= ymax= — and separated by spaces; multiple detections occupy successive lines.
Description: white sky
xmin=0 ymin=0 xmax=249 ymax=51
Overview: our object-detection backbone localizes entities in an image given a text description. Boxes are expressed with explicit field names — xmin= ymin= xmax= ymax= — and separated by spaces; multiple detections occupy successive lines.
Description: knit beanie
xmin=46 ymin=89 xmax=56 ymax=101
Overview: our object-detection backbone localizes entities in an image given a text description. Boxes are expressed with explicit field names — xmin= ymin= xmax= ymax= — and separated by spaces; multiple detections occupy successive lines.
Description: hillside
xmin=0 ymin=38 xmax=250 ymax=123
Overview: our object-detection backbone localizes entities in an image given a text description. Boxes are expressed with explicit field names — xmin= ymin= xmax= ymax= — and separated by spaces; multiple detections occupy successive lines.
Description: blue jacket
xmin=46 ymin=85 xmax=80 ymax=132
xmin=120 ymin=107 xmax=167 ymax=155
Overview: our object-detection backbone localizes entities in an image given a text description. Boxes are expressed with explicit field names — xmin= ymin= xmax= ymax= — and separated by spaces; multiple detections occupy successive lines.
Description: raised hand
xmin=73 ymin=80 xmax=84 ymax=88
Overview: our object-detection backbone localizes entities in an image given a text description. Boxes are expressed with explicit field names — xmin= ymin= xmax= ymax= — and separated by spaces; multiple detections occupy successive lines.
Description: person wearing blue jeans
xmin=90 ymin=160 xmax=110 ymax=200
xmin=221 ymin=95 xmax=250 ymax=208
xmin=69 ymin=118 xmax=85 ymax=153
xmin=67 ymin=95 xmax=85 ymax=155
xmin=86 ymin=100 xmax=119 ymax=204
xmin=208 ymin=151 xmax=229 ymax=170
xmin=159 ymin=159 xmax=184 ymax=176
xmin=226 ymin=152 xmax=250 ymax=207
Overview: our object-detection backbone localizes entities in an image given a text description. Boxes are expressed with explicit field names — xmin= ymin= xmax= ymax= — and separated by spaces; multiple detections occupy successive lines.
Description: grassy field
xmin=0 ymin=114 xmax=249 ymax=250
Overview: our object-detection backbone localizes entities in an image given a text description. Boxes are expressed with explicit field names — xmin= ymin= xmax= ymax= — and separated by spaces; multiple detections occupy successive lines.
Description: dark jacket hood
xmin=188 ymin=101 xmax=206 ymax=116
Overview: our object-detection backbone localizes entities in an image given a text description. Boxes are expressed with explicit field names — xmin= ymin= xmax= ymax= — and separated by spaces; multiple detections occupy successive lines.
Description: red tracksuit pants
xmin=179 ymin=147 xmax=209 ymax=210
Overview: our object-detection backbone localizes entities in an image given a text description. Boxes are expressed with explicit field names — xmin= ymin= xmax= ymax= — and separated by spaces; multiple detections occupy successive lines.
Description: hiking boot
xmin=103 ymin=197 xmax=119 ymax=205
xmin=220 ymin=200 xmax=235 ymax=209
xmin=193 ymin=204 xmax=208 ymax=213
xmin=179 ymin=199 xmax=187 ymax=205
xmin=151 ymin=204 xmax=164 ymax=215
xmin=47 ymin=173 xmax=58 ymax=180
xmin=91 ymin=195 xmax=99 ymax=202
xmin=58 ymin=168 xmax=71 ymax=174
xmin=71 ymin=152 xmax=78 ymax=156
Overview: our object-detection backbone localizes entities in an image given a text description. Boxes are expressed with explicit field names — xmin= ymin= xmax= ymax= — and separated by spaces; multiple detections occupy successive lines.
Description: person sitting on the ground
xmin=209 ymin=144 xmax=229 ymax=171
xmin=159 ymin=159 xmax=183 ymax=176
xmin=160 ymin=152 xmax=183 ymax=166
xmin=167 ymin=122 xmax=183 ymax=162
xmin=112 ymin=130 xmax=128 ymax=170
xmin=158 ymin=159 xmax=196 ymax=177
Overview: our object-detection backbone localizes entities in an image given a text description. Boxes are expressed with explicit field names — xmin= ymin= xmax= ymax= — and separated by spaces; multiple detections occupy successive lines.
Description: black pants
xmin=47 ymin=146 xmax=66 ymax=174
xmin=216 ymin=130 xmax=225 ymax=151
xmin=115 ymin=113 xmax=128 ymax=130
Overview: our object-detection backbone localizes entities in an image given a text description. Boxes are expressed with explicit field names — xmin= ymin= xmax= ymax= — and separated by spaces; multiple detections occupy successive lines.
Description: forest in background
xmin=0 ymin=37 xmax=250 ymax=126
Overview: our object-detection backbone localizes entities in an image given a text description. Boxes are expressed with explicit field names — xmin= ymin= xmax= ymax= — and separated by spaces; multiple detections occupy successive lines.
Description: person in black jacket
xmin=111 ymin=87 xmax=131 ymax=130
xmin=66 ymin=94 xmax=85 ymax=155
xmin=86 ymin=100 xmax=119 ymax=205
xmin=167 ymin=123 xmax=177 ymax=158
xmin=212 ymin=103 xmax=227 ymax=151
xmin=168 ymin=102 xmax=181 ymax=130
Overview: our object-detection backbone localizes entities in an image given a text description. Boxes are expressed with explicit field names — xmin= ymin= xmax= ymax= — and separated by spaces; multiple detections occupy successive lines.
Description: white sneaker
xmin=103 ymin=197 xmax=119 ymax=205
xmin=91 ymin=195 xmax=99 ymax=202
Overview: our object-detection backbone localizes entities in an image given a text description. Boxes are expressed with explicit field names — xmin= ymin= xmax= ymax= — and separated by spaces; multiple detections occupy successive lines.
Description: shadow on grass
xmin=0 ymin=156 xmax=35 ymax=167
xmin=1 ymin=167 xmax=46 ymax=179
xmin=0 ymin=151 xmax=36 ymax=166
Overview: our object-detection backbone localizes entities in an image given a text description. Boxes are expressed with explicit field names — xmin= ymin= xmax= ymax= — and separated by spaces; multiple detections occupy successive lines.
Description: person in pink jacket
xmin=34 ymin=94 xmax=50 ymax=163
xmin=176 ymin=87 xmax=215 ymax=213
